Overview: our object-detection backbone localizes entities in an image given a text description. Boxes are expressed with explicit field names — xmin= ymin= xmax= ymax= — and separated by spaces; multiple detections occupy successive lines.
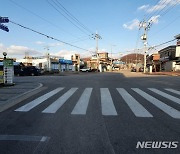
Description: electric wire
xmin=146 ymin=0 xmax=169 ymax=21
xmin=8 ymin=0 xmax=80 ymax=39
xmin=47 ymin=0 xmax=90 ymax=35
xmin=53 ymin=0 xmax=93 ymax=34
xmin=9 ymin=20 xmax=94 ymax=54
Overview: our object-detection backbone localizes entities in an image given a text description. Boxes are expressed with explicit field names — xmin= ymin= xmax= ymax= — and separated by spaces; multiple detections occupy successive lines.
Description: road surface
xmin=0 ymin=72 xmax=179 ymax=154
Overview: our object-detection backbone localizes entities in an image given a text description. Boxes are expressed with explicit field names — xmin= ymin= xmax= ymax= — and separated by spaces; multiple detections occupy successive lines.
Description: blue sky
xmin=0 ymin=0 xmax=180 ymax=59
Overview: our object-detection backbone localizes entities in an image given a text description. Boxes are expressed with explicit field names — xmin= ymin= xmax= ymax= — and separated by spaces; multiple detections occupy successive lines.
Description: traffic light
xmin=0 ymin=17 xmax=9 ymax=32
xmin=0 ymin=17 xmax=9 ymax=23
xmin=0 ymin=24 xmax=9 ymax=32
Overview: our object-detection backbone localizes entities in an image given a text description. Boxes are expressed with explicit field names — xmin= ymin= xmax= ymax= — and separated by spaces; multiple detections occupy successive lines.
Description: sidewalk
xmin=115 ymin=70 xmax=180 ymax=77
xmin=115 ymin=70 xmax=150 ymax=78
xmin=146 ymin=71 xmax=180 ymax=76
xmin=0 ymin=82 xmax=43 ymax=112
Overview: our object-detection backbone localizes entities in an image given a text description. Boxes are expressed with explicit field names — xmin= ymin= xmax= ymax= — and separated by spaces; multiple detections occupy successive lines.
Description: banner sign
xmin=0 ymin=71 xmax=3 ymax=84
xmin=3 ymin=59 xmax=14 ymax=84
xmin=59 ymin=59 xmax=73 ymax=65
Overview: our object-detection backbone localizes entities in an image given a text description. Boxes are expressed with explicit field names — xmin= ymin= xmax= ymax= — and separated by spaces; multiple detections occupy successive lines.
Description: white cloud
xmin=7 ymin=45 xmax=41 ymax=56
xmin=35 ymin=41 xmax=45 ymax=45
xmin=123 ymin=19 xmax=140 ymax=30
xmin=148 ymin=15 xmax=160 ymax=24
xmin=52 ymin=49 xmax=92 ymax=59
xmin=146 ymin=0 xmax=180 ymax=13
xmin=48 ymin=42 xmax=64 ymax=47
xmin=35 ymin=41 xmax=64 ymax=48
xmin=0 ymin=43 xmax=41 ymax=59
xmin=138 ymin=5 xmax=149 ymax=11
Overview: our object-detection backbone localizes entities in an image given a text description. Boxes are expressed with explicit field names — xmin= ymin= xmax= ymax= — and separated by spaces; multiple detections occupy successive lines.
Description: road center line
xmin=0 ymin=135 xmax=50 ymax=142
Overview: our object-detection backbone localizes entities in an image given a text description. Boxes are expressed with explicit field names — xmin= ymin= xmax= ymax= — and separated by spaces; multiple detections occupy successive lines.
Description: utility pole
xmin=140 ymin=21 xmax=151 ymax=73
xmin=93 ymin=31 xmax=102 ymax=71
xmin=110 ymin=45 xmax=116 ymax=71
xmin=44 ymin=46 xmax=50 ymax=71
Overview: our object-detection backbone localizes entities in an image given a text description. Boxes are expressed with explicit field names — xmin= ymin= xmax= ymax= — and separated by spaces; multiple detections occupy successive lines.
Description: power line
xmin=8 ymin=0 xmax=79 ymax=39
xmin=152 ymin=38 xmax=176 ymax=48
xmin=142 ymin=0 xmax=160 ymax=21
xmin=151 ymin=15 xmax=180 ymax=38
xmin=158 ymin=0 xmax=179 ymax=18
xmin=47 ymin=0 xmax=90 ymax=35
xmin=146 ymin=0 xmax=169 ymax=21
xmin=9 ymin=20 xmax=94 ymax=54
xmin=146 ymin=0 xmax=180 ymax=22
xmin=53 ymin=0 xmax=93 ymax=34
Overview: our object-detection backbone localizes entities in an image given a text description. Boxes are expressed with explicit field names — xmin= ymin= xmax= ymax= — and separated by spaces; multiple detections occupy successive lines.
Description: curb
xmin=0 ymin=83 xmax=45 ymax=112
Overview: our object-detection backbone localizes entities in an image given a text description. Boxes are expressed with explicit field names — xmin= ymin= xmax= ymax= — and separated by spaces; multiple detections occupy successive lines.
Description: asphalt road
xmin=0 ymin=72 xmax=180 ymax=154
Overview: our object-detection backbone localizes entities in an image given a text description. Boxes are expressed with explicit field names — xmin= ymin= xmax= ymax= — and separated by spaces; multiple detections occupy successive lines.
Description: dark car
xmin=139 ymin=67 xmax=144 ymax=72
xmin=131 ymin=67 xmax=137 ymax=72
xmin=22 ymin=66 xmax=41 ymax=76
xmin=14 ymin=65 xmax=24 ymax=76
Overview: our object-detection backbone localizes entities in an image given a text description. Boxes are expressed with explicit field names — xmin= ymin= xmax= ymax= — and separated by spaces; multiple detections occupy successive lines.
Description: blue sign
xmin=0 ymin=24 xmax=9 ymax=32
xmin=0 ymin=17 xmax=9 ymax=23
xmin=59 ymin=59 xmax=72 ymax=65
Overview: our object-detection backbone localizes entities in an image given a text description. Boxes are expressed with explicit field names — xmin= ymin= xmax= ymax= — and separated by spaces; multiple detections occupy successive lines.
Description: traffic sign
xmin=0 ymin=17 xmax=9 ymax=23
xmin=0 ymin=23 xmax=9 ymax=32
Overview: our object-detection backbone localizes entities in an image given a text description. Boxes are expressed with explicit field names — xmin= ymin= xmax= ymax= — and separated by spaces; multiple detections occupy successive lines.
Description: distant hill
xmin=121 ymin=53 xmax=144 ymax=63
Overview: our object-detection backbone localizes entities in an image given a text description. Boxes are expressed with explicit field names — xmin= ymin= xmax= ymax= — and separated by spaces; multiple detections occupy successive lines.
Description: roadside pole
xmin=94 ymin=32 xmax=102 ymax=72
xmin=140 ymin=21 xmax=151 ymax=73
xmin=3 ymin=52 xmax=14 ymax=86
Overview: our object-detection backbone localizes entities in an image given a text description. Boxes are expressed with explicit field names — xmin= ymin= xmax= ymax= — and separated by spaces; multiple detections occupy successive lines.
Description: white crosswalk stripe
xmin=42 ymin=88 xmax=78 ymax=113
xmin=100 ymin=88 xmax=117 ymax=116
xmin=132 ymin=88 xmax=180 ymax=119
xmin=117 ymin=88 xmax=153 ymax=117
xmin=148 ymin=88 xmax=180 ymax=105
xmin=14 ymin=87 xmax=180 ymax=119
xmin=71 ymin=88 xmax=92 ymax=115
xmin=15 ymin=87 xmax=64 ymax=112
xmin=165 ymin=89 xmax=180 ymax=96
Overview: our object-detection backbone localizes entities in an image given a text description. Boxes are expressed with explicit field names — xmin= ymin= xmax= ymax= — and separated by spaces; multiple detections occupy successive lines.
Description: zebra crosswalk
xmin=14 ymin=87 xmax=180 ymax=119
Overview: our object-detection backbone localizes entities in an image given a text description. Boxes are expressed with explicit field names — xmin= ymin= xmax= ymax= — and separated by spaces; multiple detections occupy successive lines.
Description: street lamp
xmin=3 ymin=52 xmax=7 ymax=59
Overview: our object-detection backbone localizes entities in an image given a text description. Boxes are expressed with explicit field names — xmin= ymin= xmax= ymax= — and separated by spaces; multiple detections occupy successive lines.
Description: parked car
xmin=14 ymin=65 xmax=24 ymax=76
xmin=22 ymin=66 xmax=41 ymax=76
xmin=131 ymin=67 xmax=136 ymax=72
xmin=139 ymin=67 xmax=144 ymax=72
xmin=80 ymin=68 xmax=91 ymax=72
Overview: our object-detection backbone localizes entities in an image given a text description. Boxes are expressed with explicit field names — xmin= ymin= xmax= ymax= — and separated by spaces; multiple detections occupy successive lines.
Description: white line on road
xmin=117 ymin=88 xmax=153 ymax=117
xmin=15 ymin=87 xmax=64 ymax=112
xmin=0 ymin=135 xmax=50 ymax=142
xmin=132 ymin=88 xmax=180 ymax=119
xmin=42 ymin=88 xmax=78 ymax=113
xmin=165 ymin=88 xmax=180 ymax=96
xmin=148 ymin=88 xmax=180 ymax=105
xmin=101 ymin=88 xmax=117 ymax=116
xmin=71 ymin=88 xmax=92 ymax=115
